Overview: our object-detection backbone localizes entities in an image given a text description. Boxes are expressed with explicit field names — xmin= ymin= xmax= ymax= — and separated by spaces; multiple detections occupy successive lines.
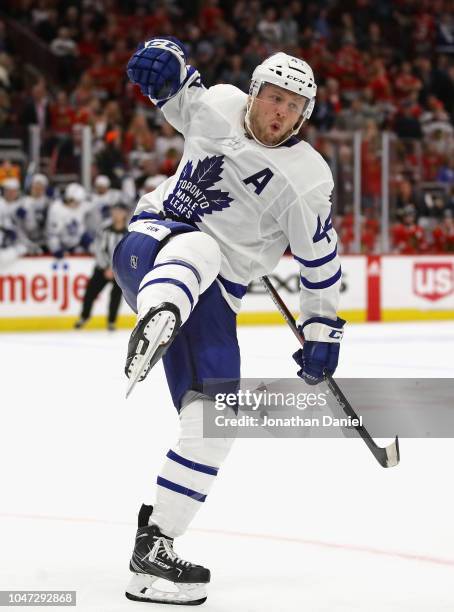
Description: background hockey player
xmin=46 ymin=182 xmax=93 ymax=258
xmin=15 ymin=173 xmax=51 ymax=251
xmin=113 ymin=37 xmax=345 ymax=606
xmin=87 ymin=174 xmax=122 ymax=232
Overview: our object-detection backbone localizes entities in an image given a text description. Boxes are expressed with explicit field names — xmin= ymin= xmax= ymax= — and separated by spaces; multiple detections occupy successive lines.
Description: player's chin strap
xmin=244 ymin=98 xmax=305 ymax=148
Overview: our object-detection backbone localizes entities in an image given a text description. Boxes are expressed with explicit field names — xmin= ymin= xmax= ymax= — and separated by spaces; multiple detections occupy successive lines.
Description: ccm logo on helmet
xmin=286 ymin=74 xmax=306 ymax=84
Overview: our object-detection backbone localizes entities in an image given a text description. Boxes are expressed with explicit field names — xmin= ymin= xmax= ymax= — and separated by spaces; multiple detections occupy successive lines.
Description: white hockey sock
xmin=150 ymin=397 xmax=236 ymax=538
xmin=136 ymin=232 xmax=221 ymax=323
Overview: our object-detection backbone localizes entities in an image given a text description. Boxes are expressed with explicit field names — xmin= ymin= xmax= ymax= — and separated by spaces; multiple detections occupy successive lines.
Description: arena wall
xmin=0 ymin=255 xmax=453 ymax=331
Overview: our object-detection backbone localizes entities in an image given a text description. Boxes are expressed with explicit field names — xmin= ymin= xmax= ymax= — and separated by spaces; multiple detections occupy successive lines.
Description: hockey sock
xmin=137 ymin=232 xmax=221 ymax=323
xmin=150 ymin=396 xmax=236 ymax=538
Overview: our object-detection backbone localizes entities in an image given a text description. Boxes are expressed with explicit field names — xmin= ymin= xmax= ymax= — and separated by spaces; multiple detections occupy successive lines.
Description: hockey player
xmin=0 ymin=177 xmax=42 ymax=261
xmin=87 ymin=174 xmax=122 ymax=232
xmin=0 ymin=177 xmax=23 ymax=222
xmin=46 ymin=182 xmax=93 ymax=258
xmin=16 ymin=174 xmax=51 ymax=249
xmin=113 ymin=38 xmax=344 ymax=605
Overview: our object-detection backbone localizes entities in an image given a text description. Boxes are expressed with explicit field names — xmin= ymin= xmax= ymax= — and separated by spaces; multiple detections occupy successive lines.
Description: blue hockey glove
xmin=52 ymin=248 xmax=64 ymax=259
xmin=126 ymin=37 xmax=188 ymax=101
xmin=79 ymin=231 xmax=93 ymax=250
xmin=293 ymin=316 xmax=345 ymax=385
xmin=16 ymin=207 xmax=27 ymax=220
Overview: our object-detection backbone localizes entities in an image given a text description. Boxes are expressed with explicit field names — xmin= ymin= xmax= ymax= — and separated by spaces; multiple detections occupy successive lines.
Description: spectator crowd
xmin=0 ymin=0 xmax=454 ymax=259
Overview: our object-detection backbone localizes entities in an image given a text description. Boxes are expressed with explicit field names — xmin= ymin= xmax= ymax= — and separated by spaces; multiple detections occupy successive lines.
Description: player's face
xmin=31 ymin=183 xmax=45 ymax=197
xmin=111 ymin=207 xmax=127 ymax=227
xmin=249 ymin=84 xmax=307 ymax=146
xmin=5 ymin=188 xmax=19 ymax=202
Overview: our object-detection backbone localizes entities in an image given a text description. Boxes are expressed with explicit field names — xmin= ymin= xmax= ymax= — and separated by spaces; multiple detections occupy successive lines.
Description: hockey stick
xmin=260 ymin=275 xmax=400 ymax=468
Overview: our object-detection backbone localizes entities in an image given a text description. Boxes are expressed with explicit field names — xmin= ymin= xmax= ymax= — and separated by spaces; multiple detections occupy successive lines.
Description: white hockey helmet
xmin=144 ymin=174 xmax=167 ymax=191
xmin=31 ymin=173 xmax=49 ymax=187
xmin=65 ymin=182 xmax=86 ymax=203
xmin=94 ymin=174 xmax=111 ymax=189
xmin=246 ymin=52 xmax=317 ymax=147
xmin=2 ymin=177 xmax=20 ymax=190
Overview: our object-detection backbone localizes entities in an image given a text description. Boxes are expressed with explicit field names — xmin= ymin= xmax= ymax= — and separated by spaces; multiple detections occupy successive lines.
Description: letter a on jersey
xmin=243 ymin=168 xmax=274 ymax=195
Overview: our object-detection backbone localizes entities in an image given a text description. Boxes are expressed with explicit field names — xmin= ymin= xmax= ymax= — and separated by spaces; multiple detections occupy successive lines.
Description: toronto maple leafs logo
xmin=163 ymin=155 xmax=233 ymax=222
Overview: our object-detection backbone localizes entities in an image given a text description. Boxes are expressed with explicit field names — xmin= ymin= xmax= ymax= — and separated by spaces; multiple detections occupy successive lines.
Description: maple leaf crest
xmin=163 ymin=155 xmax=233 ymax=223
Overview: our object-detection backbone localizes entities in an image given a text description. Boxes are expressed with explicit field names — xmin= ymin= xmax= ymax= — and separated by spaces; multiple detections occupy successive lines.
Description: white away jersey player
xmin=46 ymin=199 xmax=91 ymax=254
xmin=133 ymin=72 xmax=341 ymax=323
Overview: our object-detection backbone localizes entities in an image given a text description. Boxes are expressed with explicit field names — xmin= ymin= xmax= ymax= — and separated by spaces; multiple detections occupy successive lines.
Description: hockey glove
xmin=293 ymin=316 xmax=345 ymax=385
xmin=126 ymin=37 xmax=188 ymax=101
xmin=79 ymin=231 xmax=93 ymax=251
xmin=15 ymin=207 xmax=27 ymax=220
xmin=52 ymin=248 xmax=65 ymax=259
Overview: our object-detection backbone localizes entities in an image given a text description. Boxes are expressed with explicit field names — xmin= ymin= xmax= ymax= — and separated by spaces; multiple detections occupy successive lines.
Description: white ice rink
xmin=1 ymin=322 xmax=454 ymax=611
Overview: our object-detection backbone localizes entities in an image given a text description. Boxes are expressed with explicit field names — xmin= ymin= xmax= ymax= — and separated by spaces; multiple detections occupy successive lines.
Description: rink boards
xmin=0 ymin=254 xmax=453 ymax=330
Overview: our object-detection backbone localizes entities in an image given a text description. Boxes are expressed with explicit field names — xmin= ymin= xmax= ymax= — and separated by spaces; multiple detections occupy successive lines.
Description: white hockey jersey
xmin=134 ymin=72 xmax=341 ymax=323
xmin=88 ymin=189 xmax=122 ymax=232
xmin=0 ymin=197 xmax=23 ymax=225
xmin=46 ymin=199 xmax=91 ymax=254
xmin=16 ymin=195 xmax=50 ymax=245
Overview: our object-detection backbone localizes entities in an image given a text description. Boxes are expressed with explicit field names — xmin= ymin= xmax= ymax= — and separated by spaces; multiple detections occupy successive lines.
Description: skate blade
xmin=125 ymin=312 xmax=176 ymax=399
xmin=125 ymin=573 xmax=207 ymax=605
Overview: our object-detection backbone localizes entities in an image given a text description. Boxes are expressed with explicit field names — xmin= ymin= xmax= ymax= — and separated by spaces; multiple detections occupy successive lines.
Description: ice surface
xmin=1 ymin=322 xmax=453 ymax=611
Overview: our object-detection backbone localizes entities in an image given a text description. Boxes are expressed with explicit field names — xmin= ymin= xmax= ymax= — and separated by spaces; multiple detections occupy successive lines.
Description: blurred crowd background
xmin=0 ymin=0 xmax=454 ymax=261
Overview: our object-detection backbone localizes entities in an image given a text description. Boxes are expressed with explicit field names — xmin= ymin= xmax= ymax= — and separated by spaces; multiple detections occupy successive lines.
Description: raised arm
xmin=127 ymin=37 xmax=206 ymax=135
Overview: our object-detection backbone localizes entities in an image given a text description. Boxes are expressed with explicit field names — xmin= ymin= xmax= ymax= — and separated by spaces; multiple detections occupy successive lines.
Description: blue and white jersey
xmin=133 ymin=71 xmax=341 ymax=323
xmin=46 ymin=199 xmax=91 ymax=253
xmin=88 ymin=189 xmax=122 ymax=232
xmin=16 ymin=195 xmax=50 ymax=245
xmin=0 ymin=197 xmax=23 ymax=226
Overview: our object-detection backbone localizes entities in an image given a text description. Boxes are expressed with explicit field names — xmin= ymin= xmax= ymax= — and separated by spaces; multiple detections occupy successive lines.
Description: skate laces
xmin=151 ymin=536 xmax=192 ymax=568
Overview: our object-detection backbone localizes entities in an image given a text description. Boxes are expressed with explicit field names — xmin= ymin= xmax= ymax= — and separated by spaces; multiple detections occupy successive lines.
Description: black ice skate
xmin=125 ymin=504 xmax=210 ymax=606
xmin=74 ymin=317 xmax=88 ymax=329
xmin=125 ymin=302 xmax=181 ymax=398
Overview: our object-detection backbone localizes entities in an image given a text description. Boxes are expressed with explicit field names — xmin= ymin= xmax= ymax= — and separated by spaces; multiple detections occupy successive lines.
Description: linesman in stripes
xmin=75 ymin=203 xmax=129 ymax=331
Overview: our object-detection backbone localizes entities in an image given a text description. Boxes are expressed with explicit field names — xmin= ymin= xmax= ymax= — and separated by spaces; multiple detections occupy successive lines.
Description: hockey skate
xmin=125 ymin=504 xmax=210 ymax=606
xmin=125 ymin=302 xmax=181 ymax=398
xmin=74 ymin=317 xmax=88 ymax=329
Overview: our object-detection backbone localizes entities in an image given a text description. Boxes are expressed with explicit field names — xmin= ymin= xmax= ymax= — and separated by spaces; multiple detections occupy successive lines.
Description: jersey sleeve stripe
xmin=300 ymin=266 xmax=342 ymax=290
xmin=293 ymin=245 xmax=338 ymax=268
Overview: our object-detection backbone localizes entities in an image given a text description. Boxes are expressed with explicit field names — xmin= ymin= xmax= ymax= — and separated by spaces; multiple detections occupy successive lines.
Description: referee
xmin=74 ymin=203 xmax=129 ymax=331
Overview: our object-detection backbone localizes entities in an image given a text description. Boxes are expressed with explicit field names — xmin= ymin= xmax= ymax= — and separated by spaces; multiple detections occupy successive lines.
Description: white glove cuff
xmin=302 ymin=322 xmax=344 ymax=343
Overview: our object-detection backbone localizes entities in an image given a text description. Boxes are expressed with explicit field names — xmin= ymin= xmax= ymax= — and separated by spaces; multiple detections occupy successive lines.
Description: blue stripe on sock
xmin=157 ymin=476 xmax=207 ymax=502
xmin=167 ymin=449 xmax=218 ymax=476
xmin=152 ymin=260 xmax=202 ymax=284
xmin=138 ymin=278 xmax=194 ymax=309
xmin=300 ymin=266 xmax=342 ymax=290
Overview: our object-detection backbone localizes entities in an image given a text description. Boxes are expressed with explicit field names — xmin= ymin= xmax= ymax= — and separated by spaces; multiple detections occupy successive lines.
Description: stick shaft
xmin=260 ymin=275 xmax=399 ymax=468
